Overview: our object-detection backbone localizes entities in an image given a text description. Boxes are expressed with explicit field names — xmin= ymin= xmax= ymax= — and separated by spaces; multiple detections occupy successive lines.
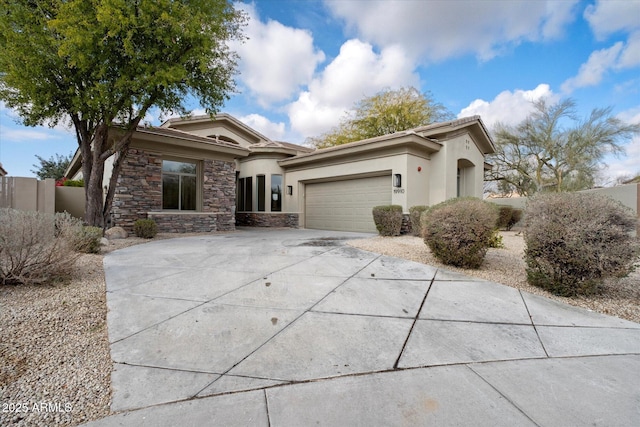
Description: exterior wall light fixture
xmin=286 ymin=185 xmax=293 ymax=195
xmin=393 ymin=174 xmax=402 ymax=188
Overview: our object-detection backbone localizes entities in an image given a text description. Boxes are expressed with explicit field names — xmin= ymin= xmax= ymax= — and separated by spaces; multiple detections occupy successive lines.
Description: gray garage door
xmin=305 ymin=175 xmax=391 ymax=232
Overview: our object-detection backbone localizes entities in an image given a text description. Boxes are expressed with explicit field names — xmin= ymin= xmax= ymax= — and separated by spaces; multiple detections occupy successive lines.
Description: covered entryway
xmin=305 ymin=175 xmax=391 ymax=232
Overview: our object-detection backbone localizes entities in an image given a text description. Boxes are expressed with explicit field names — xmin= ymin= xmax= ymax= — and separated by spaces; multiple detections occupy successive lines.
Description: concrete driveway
xmin=86 ymin=228 xmax=640 ymax=426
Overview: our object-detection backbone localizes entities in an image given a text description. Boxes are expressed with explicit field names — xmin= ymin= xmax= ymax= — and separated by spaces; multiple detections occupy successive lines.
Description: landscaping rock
xmin=105 ymin=226 xmax=128 ymax=239
xmin=100 ymin=237 xmax=109 ymax=246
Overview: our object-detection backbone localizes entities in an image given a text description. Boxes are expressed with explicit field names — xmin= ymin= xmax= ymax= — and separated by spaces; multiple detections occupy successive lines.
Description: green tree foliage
xmin=31 ymin=153 xmax=72 ymax=180
xmin=308 ymin=87 xmax=453 ymax=149
xmin=487 ymin=98 xmax=640 ymax=196
xmin=0 ymin=0 xmax=245 ymax=227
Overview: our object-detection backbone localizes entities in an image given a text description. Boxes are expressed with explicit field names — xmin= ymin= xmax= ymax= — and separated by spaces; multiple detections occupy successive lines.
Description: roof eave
xmin=279 ymin=133 xmax=441 ymax=167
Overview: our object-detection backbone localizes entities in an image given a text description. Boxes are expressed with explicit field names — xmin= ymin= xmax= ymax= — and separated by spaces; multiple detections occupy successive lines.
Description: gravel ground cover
xmin=1 ymin=230 xmax=637 ymax=426
xmin=0 ymin=233 xmax=205 ymax=427
xmin=349 ymin=231 xmax=640 ymax=323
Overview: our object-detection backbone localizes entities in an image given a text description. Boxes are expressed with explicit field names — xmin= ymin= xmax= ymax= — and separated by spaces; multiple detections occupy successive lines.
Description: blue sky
xmin=1 ymin=0 xmax=639 ymax=183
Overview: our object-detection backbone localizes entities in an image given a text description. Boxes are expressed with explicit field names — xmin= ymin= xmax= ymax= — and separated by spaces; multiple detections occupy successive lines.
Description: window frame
xmin=257 ymin=175 xmax=266 ymax=212
xmin=237 ymin=176 xmax=253 ymax=212
xmin=161 ymin=158 xmax=200 ymax=211
xmin=271 ymin=174 xmax=282 ymax=212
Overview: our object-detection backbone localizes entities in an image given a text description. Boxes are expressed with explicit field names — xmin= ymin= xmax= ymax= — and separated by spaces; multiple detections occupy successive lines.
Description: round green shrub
xmin=422 ymin=198 xmax=499 ymax=268
xmin=409 ymin=205 xmax=429 ymax=236
xmin=524 ymin=192 xmax=639 ymax=297
xmin=74 ymin=226 xmax=103 ymax=254
xmin=134 ymin=219 xmax=158 ymax=238
xmin=372 ymin=205 xmax=403 ymax=236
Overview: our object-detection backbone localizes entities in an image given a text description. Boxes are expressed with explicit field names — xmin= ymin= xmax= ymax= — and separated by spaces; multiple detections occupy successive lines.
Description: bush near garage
xmin=409 ymin=205 xmax=429 ymax=236
xmin=0 ymin=209 xmax=81 ymax=285
xmin=372 ymin=205 xmax=403 ymax=236
xmin=422 ymin=198 xmax=498 ymax=268
xmin=133 ymin=218 xmax=158 ymax=238
xmin=524 ymin=192 xmax=639 ymax=297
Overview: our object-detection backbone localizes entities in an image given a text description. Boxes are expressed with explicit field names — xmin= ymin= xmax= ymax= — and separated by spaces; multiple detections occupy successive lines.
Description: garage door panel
xmin=305 ymin=175 xmax=391 ymax=233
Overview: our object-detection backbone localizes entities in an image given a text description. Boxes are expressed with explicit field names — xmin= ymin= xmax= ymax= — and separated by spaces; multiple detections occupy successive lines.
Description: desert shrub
xmin=134 ymin=218 xmax=158 ymax=238
xmin=0 ymin=209 xmax=81 ymax=285
xmin=74 ymin=226 xmax=103 ymax=254
xmin=422 ymin=198 xmax=499 ymax=268
xmin=524 ymin=193 xmax=640 ymax=297
xmin=409 ymin=205 xmax=429 ymax=236
xmin=488 ymin=229 xmax=505 ymax=248
xmin=496 ymin=205 xmax=523 ymax=231
xmin=372 ymin=205 xmax=403 ymax=236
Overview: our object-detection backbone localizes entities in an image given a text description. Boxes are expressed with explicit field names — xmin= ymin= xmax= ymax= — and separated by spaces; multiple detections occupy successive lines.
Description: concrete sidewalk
xmin=85 ymin=229 xmax=640 ymax=426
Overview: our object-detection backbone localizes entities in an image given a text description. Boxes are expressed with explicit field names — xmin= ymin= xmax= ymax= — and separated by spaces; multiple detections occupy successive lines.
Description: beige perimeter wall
xmin=489 ymin=183 xmax=639 ymax=214
xmin=0 ymin=177 xmax=55 ymax=214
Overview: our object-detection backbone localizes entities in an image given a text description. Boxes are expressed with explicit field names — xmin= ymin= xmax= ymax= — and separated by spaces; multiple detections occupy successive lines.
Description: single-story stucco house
xmin=66 ymin=114 xmax=495 ymax=233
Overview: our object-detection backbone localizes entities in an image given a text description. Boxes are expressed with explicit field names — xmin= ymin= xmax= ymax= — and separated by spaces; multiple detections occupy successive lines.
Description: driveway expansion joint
xmin=98 ymin=230 xmax=640 ymax=426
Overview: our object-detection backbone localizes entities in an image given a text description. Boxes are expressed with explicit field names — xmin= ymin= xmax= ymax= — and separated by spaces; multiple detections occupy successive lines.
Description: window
xmin=257 ymin=175 xmax=266 ymax=212
xmin=271 ymin=174 xmax=282 ymax=212
xmin=162 ymin=160 xmax=197 ymax=210
xmin=237 ymin=177 xmax=253 ymax=211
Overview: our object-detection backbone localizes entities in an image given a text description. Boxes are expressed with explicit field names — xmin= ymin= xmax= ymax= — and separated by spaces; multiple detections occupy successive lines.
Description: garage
xmin=305 ymin=175 xmax=391 ymax=232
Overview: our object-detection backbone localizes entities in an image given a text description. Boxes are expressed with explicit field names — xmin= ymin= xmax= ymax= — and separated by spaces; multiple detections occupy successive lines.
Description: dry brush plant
xmin=0 ymin=209 xmax=82 ymax=285
xmin=409 ymin=205 xmax=429 ymax=236
xmin=524 ymin=193 xmax=640 ymax=296
xmin=421 ymin=198 xmax=498 ymax=268
xmin=372 ymin=205 xmax=403 ymax=236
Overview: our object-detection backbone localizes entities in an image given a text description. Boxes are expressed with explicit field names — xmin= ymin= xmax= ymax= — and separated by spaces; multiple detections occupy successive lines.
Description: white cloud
xmin=562 ymin=1 xmax=640 ymax=94
xmin=603 ymin=136 xmax=640 ymax=181
xmin=561 ymin=42 xmax=624 ymax=93
xmin=238 ymin=113 xmax=286 ymax=140
xmin=612 ymin=107 xmax=640 ymax=178
xmin=458 ymin=84 xmax=556 ymax=128
xmin=584 ymin=0 xmax=640 ymax=40
xmin=232 ymin=3 xmax=325 ymax=106
xmin=617 ymin=30 xmax=640 ymax=69
xmin=287 ymin=39 xmax=419 ymax=138
xmin=0 ymin=126 xmax=58 ymax=143
xmin=326 ymin=0 xmax=578 ymax=62
xmin=561 ymin=33 xmax=640 ymax=94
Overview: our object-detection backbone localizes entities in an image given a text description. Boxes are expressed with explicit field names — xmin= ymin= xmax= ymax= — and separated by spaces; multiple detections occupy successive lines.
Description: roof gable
xmin=161 ymin=113 xmax=271 ymax=147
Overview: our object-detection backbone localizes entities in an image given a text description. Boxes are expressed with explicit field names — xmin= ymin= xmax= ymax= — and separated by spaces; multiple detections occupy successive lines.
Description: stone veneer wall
xmin=400 ymin=213 xmax=411 ymax=235
xmin=202 ymin=158 xmax=236 ymax=231
xmin=236 ymin=212 xmax=299 ymax=228
xmin=111 ymin=148 xmax=162 ymax=231
xmin=111 ymin=147 xmax=236 ymax=233
xmin=147 ymin=212 xmax=233 ymax=233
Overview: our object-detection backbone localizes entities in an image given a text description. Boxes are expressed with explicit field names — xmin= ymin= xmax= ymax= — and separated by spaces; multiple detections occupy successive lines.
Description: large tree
xmin=31 ymin=153 xmax=72 ymax=180
xmin=0 ymin=0 xmax=245 ymax=227
xmin=487 ymin=98 xmax=640 ymax=196
xmin=308 ymin=87 xmax=453 ymax=149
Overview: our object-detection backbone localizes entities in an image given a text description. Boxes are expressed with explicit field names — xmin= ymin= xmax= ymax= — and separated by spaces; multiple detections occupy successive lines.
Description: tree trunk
xmin=83 ymin=124 xmax=109 ymax=228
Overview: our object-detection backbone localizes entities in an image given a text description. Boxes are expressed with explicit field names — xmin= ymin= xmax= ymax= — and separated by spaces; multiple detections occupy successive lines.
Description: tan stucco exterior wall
xmin=282 ymin=153 xmax=432 ymax=226
xmin=429 ymin=132 xmax=486 ymax=204
xmin=237 ymin=156 xmax=287 ymax=213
